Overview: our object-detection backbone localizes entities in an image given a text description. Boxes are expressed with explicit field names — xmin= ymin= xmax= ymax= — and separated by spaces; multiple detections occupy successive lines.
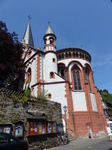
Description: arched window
xmin=52 ymin=58 xmax=55 ymax=63
xmin=50 ymin=72 xmax=55 ymax=78
xmin=60 ymin=68 xmax=64 ymax=78
xmin=26 ymin=68 xmax=31 ymax=84
xmin=58 ymin=64 xmax=65 ymax=78
xmin=49 ymin=37 xmax=54 ymax=44
xmin=72 ymin=65 xmax=81 ymax=90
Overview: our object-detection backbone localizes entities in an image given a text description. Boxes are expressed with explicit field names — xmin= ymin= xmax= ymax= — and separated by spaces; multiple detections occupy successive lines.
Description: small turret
xmin=43 ymin=23 xmax=58 ymax=81
xmin=43 ymin=22 xmax=56 ymax=52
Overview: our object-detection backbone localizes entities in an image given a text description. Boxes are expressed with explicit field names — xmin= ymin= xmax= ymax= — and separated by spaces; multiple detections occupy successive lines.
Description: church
xmin=21 ymin=20 xmax=107 ymax=137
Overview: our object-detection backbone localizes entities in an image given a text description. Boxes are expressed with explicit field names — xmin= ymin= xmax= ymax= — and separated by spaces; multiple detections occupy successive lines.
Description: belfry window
xmin=72 ymin=65 xmax=81 ymax=90
xmin=49 ymin=37 xmax=54 ymax=44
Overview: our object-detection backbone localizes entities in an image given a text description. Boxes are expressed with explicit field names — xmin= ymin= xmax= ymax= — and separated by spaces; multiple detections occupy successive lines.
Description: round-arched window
xmin=72 ymin=65 xmax=81 ymax=90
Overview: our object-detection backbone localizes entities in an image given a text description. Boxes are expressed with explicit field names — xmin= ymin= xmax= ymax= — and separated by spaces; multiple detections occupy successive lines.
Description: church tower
xmin=43 ymin=23 xmax=58 ymax=81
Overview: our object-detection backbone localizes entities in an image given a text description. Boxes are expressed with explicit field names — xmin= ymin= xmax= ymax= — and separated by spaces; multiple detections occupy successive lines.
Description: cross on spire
xmin=28 ymin=15 xmax=32 ymax=22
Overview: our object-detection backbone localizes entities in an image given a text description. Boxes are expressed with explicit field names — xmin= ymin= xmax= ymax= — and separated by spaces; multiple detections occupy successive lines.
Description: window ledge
xmin=72 ymin=90 xmax=85 ymax=92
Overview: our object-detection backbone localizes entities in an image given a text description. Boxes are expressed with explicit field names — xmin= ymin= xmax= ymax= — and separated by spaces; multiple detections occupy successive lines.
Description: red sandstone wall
xmin=67 ymin=111 xmax=106 ymax=137
xmin=65 ymin=64 xmax=107 ymax=138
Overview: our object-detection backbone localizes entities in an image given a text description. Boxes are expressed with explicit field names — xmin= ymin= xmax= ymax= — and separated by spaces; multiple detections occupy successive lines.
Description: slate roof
xmin=23 ymin=21 xmax=34 ymax=47
xmin=45 ymin=22 xmax=54 ymax=35
xmin=44 ymin=22 xmax=56 ymax=39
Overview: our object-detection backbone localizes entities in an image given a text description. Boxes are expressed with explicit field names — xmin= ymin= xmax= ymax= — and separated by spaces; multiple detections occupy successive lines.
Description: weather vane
xmin=28 ymin=15 xmax=32 ymax=22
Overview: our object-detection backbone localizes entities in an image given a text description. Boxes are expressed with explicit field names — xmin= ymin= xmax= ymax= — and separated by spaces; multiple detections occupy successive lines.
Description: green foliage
xmin=100 ymin=89 xmax=112 ymax=104
xmin=37 ymin=90 xmax=48 ymax=101
xmin=22 ymin=88 xmax=31 ymax=103
xmin=11 ymin=94 xmax=19 ymax=102
xmin=25 ymin=88 xmax=31 ymax=98
xmin=11 ymin=88 xmax=31 ymax=104
xmin=22 ymin=95 xmax=28 ymax=103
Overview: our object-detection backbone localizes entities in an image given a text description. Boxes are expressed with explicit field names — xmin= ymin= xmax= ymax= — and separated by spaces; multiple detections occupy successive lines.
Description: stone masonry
xmin=0 ymin=95 xmax=65 ymax=150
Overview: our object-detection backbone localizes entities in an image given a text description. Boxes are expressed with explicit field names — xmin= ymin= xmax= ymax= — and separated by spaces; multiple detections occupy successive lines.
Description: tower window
xmin=52 ymin=58 xmax=55 ymax=63
xmin=72 ymin=65 xmax=81 ymax=90
xmin=50 ymin=72 xmax=55 ymax=78
xmin=49 ymin=37 xmax=54 ymax=44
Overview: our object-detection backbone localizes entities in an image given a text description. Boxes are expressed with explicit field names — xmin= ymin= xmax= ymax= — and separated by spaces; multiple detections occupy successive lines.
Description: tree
xmin=100 ymin=89 xmax=112 ymax=104
xmin=0 ymin=21 xmax=24 ymax=90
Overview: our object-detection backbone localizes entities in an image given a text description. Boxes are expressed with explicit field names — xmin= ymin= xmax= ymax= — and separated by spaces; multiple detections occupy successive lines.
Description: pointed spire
xmin=45 ymin=22 xmax=54 ymax=35
xmin=23 ymin=17 xmax=34 ymax=47
xmin=44 ymin=22 xmax=56 ymax=40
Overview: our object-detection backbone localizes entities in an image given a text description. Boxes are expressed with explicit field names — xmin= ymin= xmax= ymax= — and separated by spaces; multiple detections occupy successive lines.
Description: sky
xmin=0 ymin=0 xmax=112 ymax=93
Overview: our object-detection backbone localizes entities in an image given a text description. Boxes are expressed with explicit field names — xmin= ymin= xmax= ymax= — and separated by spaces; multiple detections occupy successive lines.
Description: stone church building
xmin=21 ymin=20 xmax=107 ymax=137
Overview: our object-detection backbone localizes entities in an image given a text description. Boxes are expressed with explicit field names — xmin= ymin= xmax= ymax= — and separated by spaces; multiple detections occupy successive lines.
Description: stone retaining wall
xmin=0 ymin=95 xmax=64 ymax=149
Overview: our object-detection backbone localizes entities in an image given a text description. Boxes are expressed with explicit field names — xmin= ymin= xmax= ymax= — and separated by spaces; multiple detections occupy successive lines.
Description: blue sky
xmin=0 ymin=0 xmax=112 ymax=93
